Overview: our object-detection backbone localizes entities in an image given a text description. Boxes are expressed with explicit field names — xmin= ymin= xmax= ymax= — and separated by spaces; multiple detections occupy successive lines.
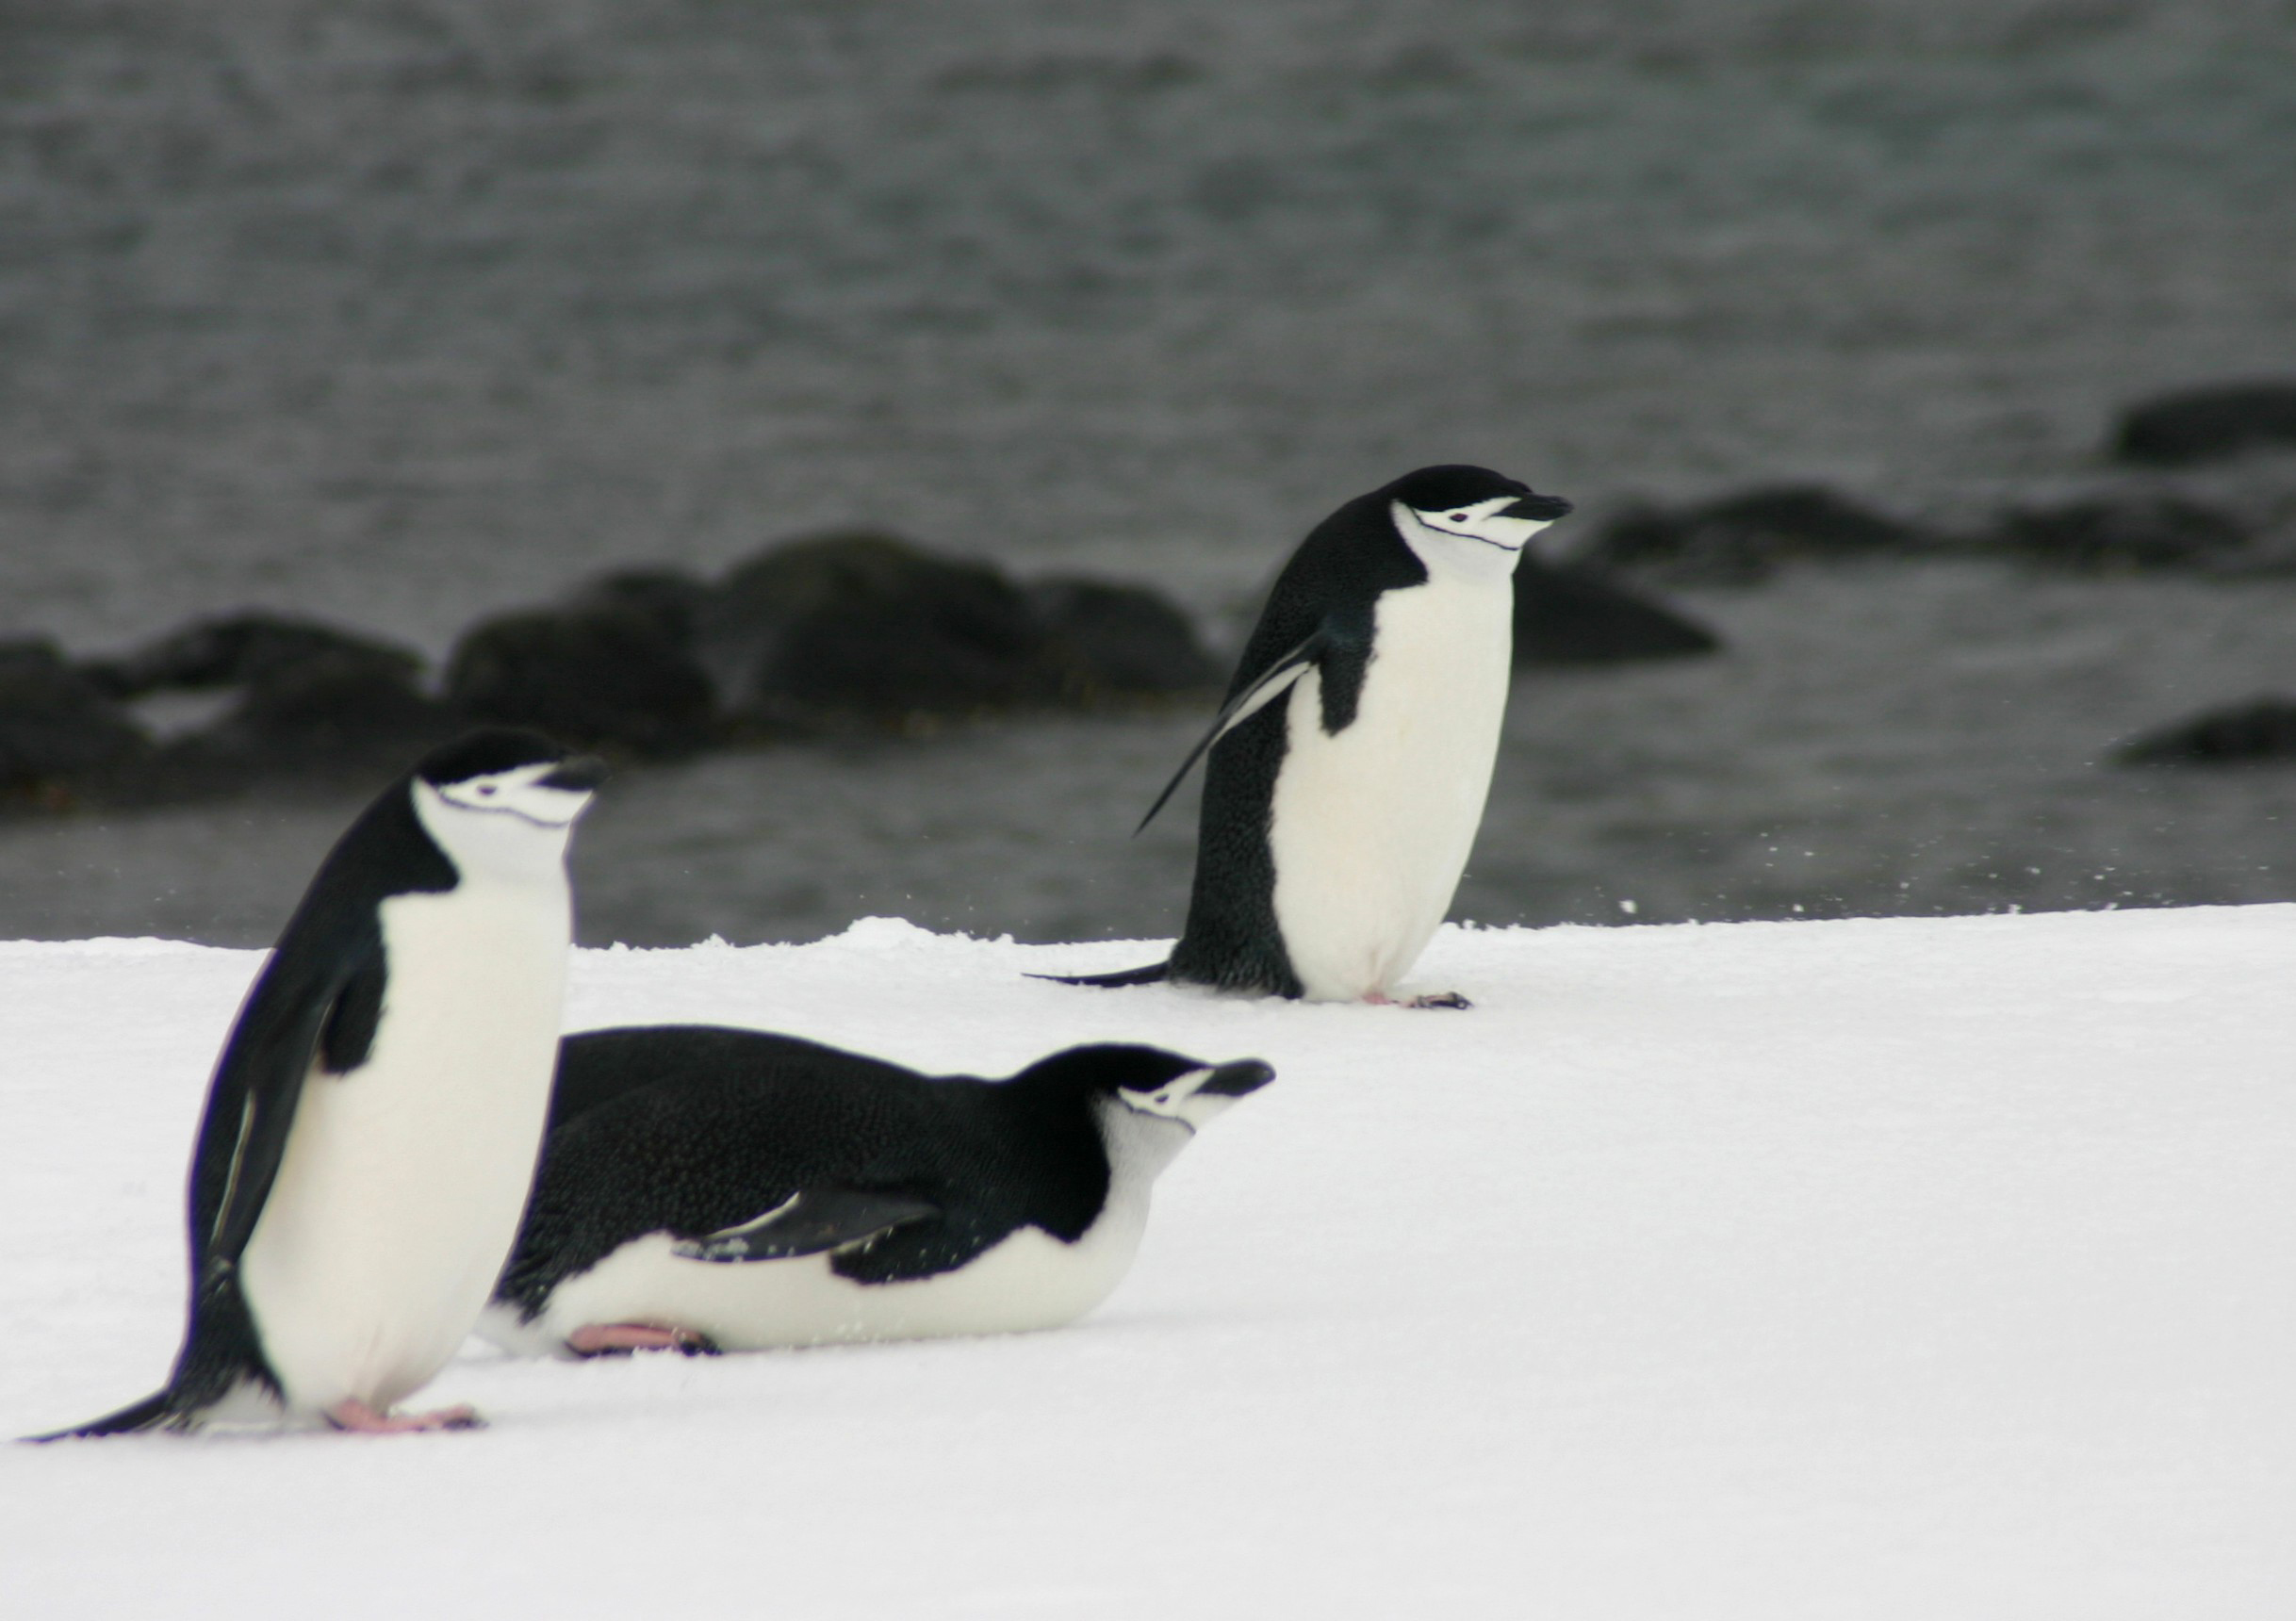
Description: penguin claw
xmin=324 ymin=1399 xmax=484 ymax=1434
xmin=566 ymin=1323 xmax=721 ymax=1358
xmin=1406 ymin=991 xmax=1474 ymax=1010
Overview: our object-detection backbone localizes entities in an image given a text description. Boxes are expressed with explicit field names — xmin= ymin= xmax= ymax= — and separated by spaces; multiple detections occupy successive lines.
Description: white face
xmin=1111 ymin=1066 xmax=1255 ymax=1133
xmin=412 ymin=763 xmax=598 ymax=881
xmin=430 ymin=761 xmax=598 ymax=829
xmin=1395 ymin=496 xmax=1555 ymax=562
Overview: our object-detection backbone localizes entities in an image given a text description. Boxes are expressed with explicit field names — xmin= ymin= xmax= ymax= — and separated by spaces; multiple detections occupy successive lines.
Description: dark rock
xmin=1513 ymin=560 xmax=1722 ymax=666
xmin=2111 ymin=381 xmax=2296 ymax=467
xmin=445 ymin=601 xmax=720 ymax=758
xmin=2115 ymin=696 xmax=2296 ymax=766
xmin=1580 ymin=485 xmax=1925 ymax=583
xmin=1976 ymin=493 xmax=2250 ymax=572
xmin=566 ymin=566 xmax=714 ymax=650
xmin=0 ymin=640 xmax=152 ymax=805
xmin=80 ymin=611 xmax=421 ymax=699
xmin=156 ymin=651 xmax=462 ymax=784
xmin=1029 ymin=577 xmax=1222 ymax=696
xmin=60 ymin=611 xmax=451 ymax=801
xmin=697 ymin=531 xmax=1073 ymax=721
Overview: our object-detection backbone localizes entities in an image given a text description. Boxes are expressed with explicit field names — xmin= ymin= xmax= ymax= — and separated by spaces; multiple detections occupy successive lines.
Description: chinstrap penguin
xmin=34 ymin=729 xmax=605 ymax=1439
xmin=1046 ymin=464 xmax=1570 ymax=1005
xmin=480 ymin=1026 xmax=1273 ymax=1357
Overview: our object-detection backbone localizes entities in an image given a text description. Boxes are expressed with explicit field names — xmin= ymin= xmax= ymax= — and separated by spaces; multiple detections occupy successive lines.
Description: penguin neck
xmin=1089 ymin=1101 xmax=1195 ymax=1196
xmin=997 ymin=1058 xmax=1193 ymax=1230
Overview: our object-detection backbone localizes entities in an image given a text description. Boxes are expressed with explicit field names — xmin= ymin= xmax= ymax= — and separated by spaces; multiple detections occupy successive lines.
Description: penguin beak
xmin=1198 ymin=1059 xmax=1276 ymax=1098
xmin=1502 ymin=493 xmax=1574 ymax=521
xmin=538 ymin=756 xmax=611 ymax=793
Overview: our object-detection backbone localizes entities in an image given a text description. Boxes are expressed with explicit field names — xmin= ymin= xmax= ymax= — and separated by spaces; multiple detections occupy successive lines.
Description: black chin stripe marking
xmin=454 ymin=800 xmax=578 ymax=830
xmin=1411 ymin=512 xmax=1522 ymax=553
xmin=1435 ymin=526 xmax=1522 ymax=552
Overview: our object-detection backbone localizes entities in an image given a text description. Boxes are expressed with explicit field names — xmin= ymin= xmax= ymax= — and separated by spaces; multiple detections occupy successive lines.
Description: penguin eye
xmin=1448 ymin=512 xmax=1468 ymax=524
xmin=477 ymin=783 xmax=499 ymax=796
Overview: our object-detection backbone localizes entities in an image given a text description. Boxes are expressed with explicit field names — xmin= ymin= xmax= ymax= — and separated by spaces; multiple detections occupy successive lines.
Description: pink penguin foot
xmin=566 ymin=1322 xmax=721 ymax=1358
xmin=324 ymin=1399 xmax=484 ymax=1434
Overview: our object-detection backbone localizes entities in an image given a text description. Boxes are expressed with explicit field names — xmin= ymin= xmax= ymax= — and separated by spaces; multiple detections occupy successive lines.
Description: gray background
xmin=3 ymin=0 xmax=2291 ymax=945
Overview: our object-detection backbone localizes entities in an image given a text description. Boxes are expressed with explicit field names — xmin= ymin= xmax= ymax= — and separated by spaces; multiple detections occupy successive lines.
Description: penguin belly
xmin=238 ymin=881 xmax=569 ymax=1416
xmin=1268 ymin=577 xmax=1513 ymax=1000
xmin=488 ymin=1190 xmax=1154 ymax=1355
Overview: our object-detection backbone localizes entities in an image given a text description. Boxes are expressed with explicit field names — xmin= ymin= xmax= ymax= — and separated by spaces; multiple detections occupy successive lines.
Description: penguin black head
xmin=1016 ymin=1045 xmax=1274 ymax=1134
xmin=1381 ymin=465 xmax=1574 ymax=561
xmin=410 ymin=728 xmax=608 ymax=845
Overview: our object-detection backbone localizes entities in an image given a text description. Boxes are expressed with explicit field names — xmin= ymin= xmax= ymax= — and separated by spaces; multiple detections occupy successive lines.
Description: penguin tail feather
xmin=1028 ymin=960 xmax=1173 ymax=989
xmin=24 ymin=1388 xmax=177 ymax=1443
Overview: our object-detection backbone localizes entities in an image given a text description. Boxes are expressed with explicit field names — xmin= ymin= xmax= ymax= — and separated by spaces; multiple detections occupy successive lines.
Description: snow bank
xmin=3 ymin=909 xmax=2292 ymax=1618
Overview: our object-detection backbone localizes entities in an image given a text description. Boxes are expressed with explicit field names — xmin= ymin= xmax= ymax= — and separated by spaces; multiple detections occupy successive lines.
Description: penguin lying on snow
xmin=1048 ymin=464 xmax=1571 ymax=1006
xmin=480 ymin=1026 xmax=1273 ymax=1357
xmin=36 ymin=729 xmax=605 ymax=1438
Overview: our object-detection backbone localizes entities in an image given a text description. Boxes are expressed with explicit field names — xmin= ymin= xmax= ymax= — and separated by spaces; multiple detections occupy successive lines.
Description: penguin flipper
xmin=92 ymin=932 xmax=393 ymax=1439
xmin=1135 ymin=629 xmax=1330 ymax=834
xmin=1027 ymin=960 xmax=1173 ymax=989
xmin=671 ymin=1188 xmax=943 ymax=1263
xmin=195 ymin=936 xmax=386 ymax=1273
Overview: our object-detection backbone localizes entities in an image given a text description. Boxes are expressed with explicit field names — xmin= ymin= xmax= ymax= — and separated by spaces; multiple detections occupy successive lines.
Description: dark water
xmin=2 ymin=1 xmax=2293 ymax=945
xmin=6 ymin=562 xmax=2289 ymax=948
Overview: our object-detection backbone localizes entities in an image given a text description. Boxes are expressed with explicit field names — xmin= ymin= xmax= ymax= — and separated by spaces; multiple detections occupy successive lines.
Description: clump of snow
xmin=3 ymin=909 xmax=2292 ymax=1616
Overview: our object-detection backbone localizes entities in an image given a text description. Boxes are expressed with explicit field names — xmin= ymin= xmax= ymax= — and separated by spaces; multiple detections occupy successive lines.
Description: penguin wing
xmin=671 ymin=1187 xmax=943 ymax=1263
xmin=1135 ymin=627 xmax=1331 ymax=834
xmin=192 ymin=934 xmax=388 ymax=1272
xmin=38 ymin=947 xmax=399 ymax=1441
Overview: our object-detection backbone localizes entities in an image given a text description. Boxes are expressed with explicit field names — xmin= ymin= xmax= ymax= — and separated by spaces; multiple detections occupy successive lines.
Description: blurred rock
xmin=1579 ymin=486 xmax=1926 ymax=583
xmin=58 ymin=612 xmax=453 ymax=800
xmin=697 ymin=531 xmax=1074 ymax=722
xmin=2114 ymin=696 xmax=2296 ymax=766
xmin=149 ymin=651 xmax=462 ymax=794
xmin=0 ymin=640 xmax=152 ymax=806
xmin=447 ymin=599 xmax=720 ymax=758
xmin=566 ymin=566 xmax=715 ymax=650
xmin=1974 ymin=493 xmax=2250 ymax=573
xmin=1029 ymin=577 xmax=1222 ymax=696
xmin=2111 ymin=381 xmax=2296 ymax=467
xmin=1513 ymin=560 xmax=1721 ymax=666
xmin=79 ymin=611 xmax=421 ymax=699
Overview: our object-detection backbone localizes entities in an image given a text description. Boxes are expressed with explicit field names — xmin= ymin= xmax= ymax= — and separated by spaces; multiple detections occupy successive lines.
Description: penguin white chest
xmin=1269 ymin=575 xmax=1514 ymax=999
xmin=239 ymin=879 xmax=570 ymax=1414
xmin=494 ymin=1187 xmax=1155 ymax=1354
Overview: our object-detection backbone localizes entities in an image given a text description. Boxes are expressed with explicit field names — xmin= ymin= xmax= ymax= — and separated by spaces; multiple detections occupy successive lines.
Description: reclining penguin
xmin=1049 ymin=464 xmax=1572 ymax=1005
xmin=480 ymin=1026 xmax=1273 ymax=1357
xmin=36 ymin=729 xmax=605 ymax=1437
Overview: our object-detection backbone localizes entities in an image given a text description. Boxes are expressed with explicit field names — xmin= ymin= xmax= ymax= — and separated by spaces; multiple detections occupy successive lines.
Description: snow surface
xmin=2 ymin=909 xmax=2292 ymax=1618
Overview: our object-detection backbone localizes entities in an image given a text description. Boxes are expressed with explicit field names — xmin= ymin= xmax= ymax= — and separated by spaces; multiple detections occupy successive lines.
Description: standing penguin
xmin=37 ymin=729 xmax=605 ymax=1437
xmin=480 ymin=1027 xmax=1273 ymax=1357
xmin=1051 ymin=465 xmax=1570 ymax=1005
